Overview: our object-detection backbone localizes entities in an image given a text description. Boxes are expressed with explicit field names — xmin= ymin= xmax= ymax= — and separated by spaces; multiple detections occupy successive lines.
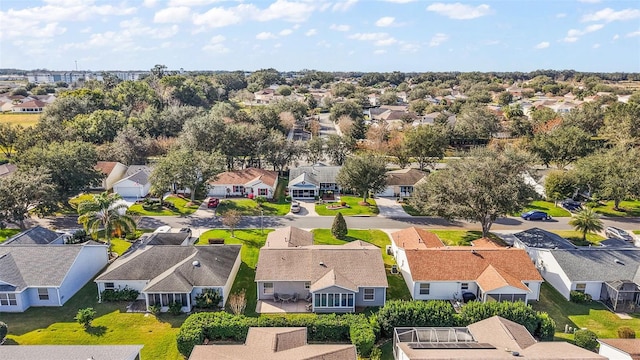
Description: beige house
xmin=208 ymin=168 xmax=278 ymax=199
xmin=377 ymin=169 xmax=427 ymax=197
xmin=95 ymin=161 xmax=128 ymax=190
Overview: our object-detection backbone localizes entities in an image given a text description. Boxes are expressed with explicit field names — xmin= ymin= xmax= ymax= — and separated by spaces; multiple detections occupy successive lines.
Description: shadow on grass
xmin=85 ymin=325 xmax=107 ymax=336
xmin=226 ymin=262 xmax=258 ymax=317
xmin=530 ymin=282 xmax=598 ymax=333
xmin=2 ymin=338 xmax=19 ymax=345
xmin=155 ymin=313 xmax=190 ymax=328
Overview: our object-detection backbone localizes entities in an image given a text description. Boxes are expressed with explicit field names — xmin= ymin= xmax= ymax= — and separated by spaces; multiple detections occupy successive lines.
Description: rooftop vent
xmin=614 ymin=259 xmax=625 ymax=265
xmin=319 ymin=261 xmax=325 ymax=267
xmin=192 ymin=260 xmax=200 ymax=267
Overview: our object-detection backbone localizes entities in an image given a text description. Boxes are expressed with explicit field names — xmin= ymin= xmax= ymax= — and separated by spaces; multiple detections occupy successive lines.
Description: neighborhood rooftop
xmin=548 ymin=248 xmax=640 ymax=283
xmin=391 ymin=227 xmax=445 ymax=249
xmin=513 ymin=227 xmax=577 ymax=250
xmin=265 ymin=226 xmax=314 ymax=248
xmin=0 ymin=345 xmax=144 ymax=360
xmin=1 ymin=225 xmax=63 ymax=245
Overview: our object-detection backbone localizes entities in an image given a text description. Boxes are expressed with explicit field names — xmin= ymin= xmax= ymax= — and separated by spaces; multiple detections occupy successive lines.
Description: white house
xmin=113 ymin=166 xmax=152 ymax=199
xmin=11 ymin=99 xmax=46 ymax=113
xmin=598 ymin=339 xmax=640 ymax=360
xmin=0 ymin=242 xmax=108 ymax=312
xmin=377 ymin=169 xmax=427 ymax=198
xmin=95 ymin=245 xmax=241 ymax=312
xmin=95 ymin=161 xmax=128 ymax=190
xmin=288 ymin=163 xmax=341 ymax=199
xmin=208 ymin=167 xmax=278 ymax=199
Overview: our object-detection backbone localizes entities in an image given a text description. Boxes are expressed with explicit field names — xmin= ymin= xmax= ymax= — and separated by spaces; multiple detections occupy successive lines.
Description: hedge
xmin=574 ymin=329 xmax=598 ymax=351
xmin=570 ymin=291 xmax=592 ymax=303
xmin=377 ymin=300 xmax=458 ymax=337
xmin=100 ymin=287 xmax=139 ymax=302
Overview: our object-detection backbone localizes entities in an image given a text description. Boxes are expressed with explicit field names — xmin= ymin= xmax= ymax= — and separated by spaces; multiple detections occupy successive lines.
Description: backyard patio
xmin=256 ymin=299 xmax=311 ymax=313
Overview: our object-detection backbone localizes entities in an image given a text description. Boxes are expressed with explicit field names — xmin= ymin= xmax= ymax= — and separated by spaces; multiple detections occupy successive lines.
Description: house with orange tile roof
xmin=208 ymin=168 xmax=278 ymax=199
xmin=94 ymin=161 xmax=127 ymax=190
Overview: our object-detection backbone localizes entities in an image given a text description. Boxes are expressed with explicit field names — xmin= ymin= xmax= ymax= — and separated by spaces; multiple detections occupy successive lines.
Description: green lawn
xmin=430 ymin=230 xmax=505 ymax=246
xmin=0 ymin=112 xmax=40 ymax=127
xmin=315 ymin=196 xmax=379 ymax=216
xmin=531 ymin=282 xmax=640 ymax=340
xmin=401 ymin=203 xmax=427 ymax=216
xmin=0 ymin=228 xmax=20 ymax=243
xmin=127 ymin=196 xmax=201 ymax=216
xmin=110 ymin=238 xmax=132 ymax=255
xmin=588 ymin=200 xmax=640 ymax=217
xmin=550 ymin=230 xmax=605 ymax=246
xmin=3 ymin=281 xmax=186 ymax=360
xmin=519 ymin=200 xmax=572 ymax=217
xmin=215 ymin=198 xmax=290 ymax=216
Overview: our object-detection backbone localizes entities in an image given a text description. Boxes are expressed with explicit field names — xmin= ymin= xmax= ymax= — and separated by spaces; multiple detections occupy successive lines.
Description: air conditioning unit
xmin=391 ymin=265 xmax=399 ymax=274
xmin=386 ymin=245 xmax=393 ymax=255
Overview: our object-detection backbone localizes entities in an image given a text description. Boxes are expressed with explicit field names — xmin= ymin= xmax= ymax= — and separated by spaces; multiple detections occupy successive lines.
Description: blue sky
xmin=1 ymin=0 xmax=638 ymax=72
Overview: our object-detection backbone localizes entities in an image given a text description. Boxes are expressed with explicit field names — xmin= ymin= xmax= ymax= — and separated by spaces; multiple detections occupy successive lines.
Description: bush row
xmin=570 ymin=291 xmax=592 ymax=303
xmin=100 ymin=287 xmax=139 ymax=302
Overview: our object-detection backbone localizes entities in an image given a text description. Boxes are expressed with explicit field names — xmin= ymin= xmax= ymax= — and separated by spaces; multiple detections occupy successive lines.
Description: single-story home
xmin=1 ymin=225 xmax=67 ymax=245
xmin=94 ymin=161 xmax=128 ymax=190
xmin=255 ymin=238 xmax=388 ymax=313
xmin=598 ymin=339 xmax=640 ymax=360
xmin=189 ymin=327 xmax=356 ymax=360
xmin=208 ymin=167 xmax=278 ymax=199
xmin=394 ymin=316 xmax=605 ymax=360
xmin=288 ymin=163 xmax=341 ymax=199
xmin=377 ymin=169 xmax=427 ymax=198
xmin=512 ymin=228 xmax=577 ymax=252
xmin=95 ymin=245 xmax=241 ymax=312
xmin=0 ymin=242 xmax=109 ymax=312
xmin=11 ymin=99 xmax=46 ymax=113
xmin=113 ymin=166 xmax=152 ymax=199
xmin=265 ymin=226 xmax=314 ymax=248
xmin=530 ymin=248 xmax=640 ymax=312
xmin=0 ymin=345 xmax=143 ymax=360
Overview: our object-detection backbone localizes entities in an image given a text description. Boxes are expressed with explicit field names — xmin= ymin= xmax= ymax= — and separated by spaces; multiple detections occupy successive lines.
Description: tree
xmin=75 ymin=308 xmax=96 ymax=329
xmin=306 ymin=136 xmax=325 ymax=164
xmin=544 ymin=170 xmax=577 ymax=205
xmin=77 ymin=192 xmax=137 ymax=250
xmin=331 ymin=212 xmax=348 ymax=240
xmin=528 ymin=125 xmax=592 ymax=169
xmin=453 ymin=104 xmax=500 ymax=141
xmin=110 ymin=126 xmax=149 ymax=165
xmin=221 ymin=209 xmax=241 ymax=238
xmin=0 ymin=123 xmax=23 ymax=158
xmin=387 ymin=131 xmax=411 ymax=169
xmin=326 ymin=134 xmax=352 ymax=166
xmin=574 ymin=329 xmax=598 ymax=352
xmin=599 ymin=102 xmax=640 ymax=147
xmin=411 ymin=148 xmax=534 ymax=237
xmin=228 ymin=289 xmax=247 ymax=315
xmin=569 ymin=208 xmax=603 ymax=242
xmin=261 ymin=131 xmax=303 ymax=174
xmin=0 ymin=321 xmax=6 ymax=342
xmin=0 ymin=169 xmax=57 ymax=229
xmin=330 ymin=100 xmax=363 ymax=123
xmin=336 ymin=154 xmax=388 ymax=203
xmin=405 ymin=125 xmax=449 ymax=170
xmin=497 ymin=92 xmax=513 ymax=106
xmin=70 ymin=109 xmax=127 ymax=144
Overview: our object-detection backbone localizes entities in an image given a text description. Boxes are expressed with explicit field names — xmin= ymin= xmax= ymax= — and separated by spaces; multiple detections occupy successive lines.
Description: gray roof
xmin=121 ymin=169 xmax=150 ymax=186
xmin=600 ymin=239 xmax=635 ymax=248
xmin=96 ymin=245 xmax=241 ymax=293
xmin=125 ymin=165 xmax=152 ymax=176
xmin=289 ymin=163 xmax=341 ymax=184
xmin=513 ymin=228 xmax=576 ymax=250
xmin=550 ymin=249 xmax=640 ymax=283
xmin=0 ymin=345 xmax=143 ymax=360
xmin=265 ymin=226 xmax=314 ymax=248
xmin=0 ymin=244 xmax=102 ymax=291
xmin=3 ymin=226 xmax=62 ymax=245
xmin=146 ymin=232 xmax=191 ymax=246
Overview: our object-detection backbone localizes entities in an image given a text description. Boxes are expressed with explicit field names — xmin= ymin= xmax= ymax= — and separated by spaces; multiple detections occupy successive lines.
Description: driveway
xmin=291 ymin=200 xmax=319 ymax=216
xmin=375 ymin=197 xmax=411 ymax=218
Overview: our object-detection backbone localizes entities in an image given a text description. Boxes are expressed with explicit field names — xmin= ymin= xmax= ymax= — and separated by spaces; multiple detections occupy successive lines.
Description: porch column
xmin=187 ymin=293 xmax=191 ymax=312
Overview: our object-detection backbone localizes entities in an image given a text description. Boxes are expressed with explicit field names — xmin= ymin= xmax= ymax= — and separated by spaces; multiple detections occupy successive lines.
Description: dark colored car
xmin=521 ymin=210 xmax=551 ymax=221
xmin=561 ymin=199 xmax=582 ymax=212
xmin=604 ymin=226 xmax=634 ymax=242
xmin=207 ymin=198 xmax=220 ymax=208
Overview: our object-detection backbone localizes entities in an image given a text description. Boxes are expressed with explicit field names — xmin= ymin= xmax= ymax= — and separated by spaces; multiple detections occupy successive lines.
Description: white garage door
xmin=115 ymin=186 xmax=141 ymax=198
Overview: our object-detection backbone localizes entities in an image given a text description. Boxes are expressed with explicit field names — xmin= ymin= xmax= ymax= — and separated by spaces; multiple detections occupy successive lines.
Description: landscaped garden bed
xmin=315 ymin=196 xmax=379 ymax=216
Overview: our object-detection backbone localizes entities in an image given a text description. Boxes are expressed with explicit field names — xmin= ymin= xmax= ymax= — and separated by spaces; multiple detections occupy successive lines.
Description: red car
xmin=207 ymin=198 xmax=220 ymax=208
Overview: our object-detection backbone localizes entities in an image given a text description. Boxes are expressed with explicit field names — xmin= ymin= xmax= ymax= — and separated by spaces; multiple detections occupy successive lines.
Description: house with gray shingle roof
xmin=288 ymin=163 xmax=342 ymax=199
xmin=0 ymin=345 xmax=143 ymax=360
xmin=0 ymin=242 xmax=108 ymax=312
xmin=377 ymin=168 xmax=427 ymax=197
xmin=112 ymin=166 xmax=152 ymax=198
xmin=1 ymin=225 xmax=67 ymax=246
xmin=95 ymin=245 xmax=241 ymax=312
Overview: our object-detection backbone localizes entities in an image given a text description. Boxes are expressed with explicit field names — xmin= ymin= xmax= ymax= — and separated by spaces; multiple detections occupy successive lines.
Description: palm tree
xmin=569 ymin=207 xmax=603 ymax=242
xmin=77 ymin=192 xmax=136 ymax=251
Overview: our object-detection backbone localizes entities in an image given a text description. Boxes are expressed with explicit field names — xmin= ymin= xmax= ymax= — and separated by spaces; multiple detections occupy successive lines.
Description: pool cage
xmin=393 ymin=327 xmax=495 ymax=359
xmin=600 ymin=280 xmax=640 ymax=313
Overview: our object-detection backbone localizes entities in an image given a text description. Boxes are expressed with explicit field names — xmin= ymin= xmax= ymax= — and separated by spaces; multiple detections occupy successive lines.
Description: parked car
xmin=521 ymin=210 xmax=551 ymax=221
xmin=290 ymin=201 xmax=301 ymax=213
xmin=560 ymin=199 xmax=582 ymax=212
xmin=604 ymin=226 xmax=634 ymax=242
xmin=207 ymin=198 xmax=220 ymax=208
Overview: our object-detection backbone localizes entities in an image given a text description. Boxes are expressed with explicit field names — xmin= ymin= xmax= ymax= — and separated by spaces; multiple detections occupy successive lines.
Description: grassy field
xmin=0 ymin=228 xmax=21 ymax=243
xmin=315 ymin=196 xmax=379 ymax=216
xmin=0 ymin=113 xmax=40 ymax=127
xmin=550 ymin=230 xmax=606 ymax=246
xmin=519 ymin=200 xmax=572 ymax=217
xmin=3 ymin=281 xmax=186 ymax=360
xmin=127 ymin=196 xmax=201 ymax=216
xmin=588 ymin=200 xmax=640 ymax=217
xmin=215 ymin=198 xmax=290 ymax=216
xmin=430 ymin=230 xmax=505 ymax=246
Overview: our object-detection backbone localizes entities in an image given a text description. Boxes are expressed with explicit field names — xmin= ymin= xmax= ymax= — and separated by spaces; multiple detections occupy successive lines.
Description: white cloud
xmin=317 ymin=40 xmax=331 ymax=48
xmin=562 ymin=23 xmax=604 ymax=42
xmin=582 ymin=8 xmax=640 ymax=22
xmin=260 ymin=0 xmax=317 ymax=22
xmin=592 ymin=43 xmax=601 ymax=48
xmin=154 ymin=6 xmax=191 ymax=23
xmin=143 ymin=0 xmax=158 ymax=7
xmin=330 ymin=24 xmax=350 ymax=31
xmin=256 ymin=31 xmax=277 ymax=40
xmin=202 ymin=34 xmax=229 ymax=53
xmin=535 ymin=41 xmax=550 ymax=49
xmin=613 ymin=34 xmax=620 ymax=40
xmin=279 ymin=29 xmax=293 ymax=36
xmin=426 ymin=3 xmax=492 ymax=20
xmin=192 ymin=5 xmax=251 ymax=28
xmin=373 ymin=49 xmax=387 ymax=55
xmin=80 ymin=26 xmax=92 ymax=33
xmin=349 ymin=32 xmax=397 ymax=46
xmin=429 ymin=33 xmax=449 ymax=46
xmin=383 ymin=0 xmax=416 ymax=3
xmin=332 ymin=0 xmax=358 ymax=12
xmin=627 ymin=30 xmax=640 ymax=37
xmin=305 ymin=29 xmax=317 ymax=36
xmin=400 ymin=42 xmax=420 ymax=52
xmin=169 ymin=0 xmax=223 ymax=6
xmin=191 ymin=0 xmax=320 ymax=28
xmin=556 ymin=13 xmax=567 ymax=18
xmin=375 ymin=16 xmax=395 ymax=27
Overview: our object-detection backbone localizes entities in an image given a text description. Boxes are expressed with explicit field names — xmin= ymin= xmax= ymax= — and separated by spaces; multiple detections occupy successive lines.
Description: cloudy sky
xmin=0 ymin=0 xmax=638 ymax=72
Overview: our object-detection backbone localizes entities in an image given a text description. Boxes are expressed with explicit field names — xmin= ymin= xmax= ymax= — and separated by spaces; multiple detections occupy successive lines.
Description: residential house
xmin=393 ymin=316 xmax=605 ymax=360
xmin=511 ymin=227 xmax=577 ymax=254
xmin=0 ymin=101 xmax=15 ymax=112
xmin=0 ymin=345 xmax=143 ymax=360
xmin=208 ymin=167 xmax=278 ymax=199
xmin=95 ymin=161 xmax=128 ymax=190
xmin=112 ymin=166 xmax=152 ymax=199
xmin=11 ymin=99 xmax=46 ymax=113
xmin=189 ymin=327 xmax=356 ymax=360
xmin=391 ymin=228 xmax=542 ymax=302
xmin=0 ymin=163 xmax=17 ymax=177
xmin=1 ymin=225 xmax=67 ymax=245
xmin=95 ymin=245 xmax=241 ymax=312
xmin=265 ymin=226 xmax=314 ymax=248
xmin=255 ymin=237 xmax=388 ymax=313
xmin=288 ymin=163 xmax=341 ymax=199
xmin=598 ymin=339 xmax=640 ymax=360
xmin=0 ymin=242 xmax=109 ymax=312
xmin=528 ymin=248 xmax=640 ymax=312
xmin=377 ymin=169 xmax=427 ymax=198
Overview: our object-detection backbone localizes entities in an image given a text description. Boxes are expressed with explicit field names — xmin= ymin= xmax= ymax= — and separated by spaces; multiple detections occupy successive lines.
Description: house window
xmin=0 ymin=293 xmax=17 ymax=306
xmin=304 ymin=282 xmax=310 ymax=289
xmin=575 ymin=283 xmax=586 ymax=293
xmin=233 ymin=185 xmax=244 ymax=193
xmin=419 ymin=283 xmax=430 ymax=295
xmin=264 ymin=283 xmax=274 ymax=295
xmin=461 ymin=283 xmax=469 ymax=290
xmin=363 ymin=288 xmax=375 ymax=301
xmin=38 ymin=288 xmax=49 ymax=301
xmin=259 ymin=188 xmax=268 ymax=196
xmin=313 ymin=293 xmax=354 ymax=308
xmin=105 ymin=282 xmax=115 ymax=290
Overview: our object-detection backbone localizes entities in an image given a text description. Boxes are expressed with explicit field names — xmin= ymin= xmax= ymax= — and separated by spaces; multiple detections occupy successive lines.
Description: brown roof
xmin=391 ymin=227 xmax=444 ymax=250
xmin=95 ymin=161 xmax=118 ymax=175
xmin=386 ymin=169 xmax=427 ymax=186
xmin=13 ymin=99 xmax=46 ymax=108
xmin=265 ymin=227 xmax=314 ymax=248
xmin=471 ymin=238 xmax=503 ymax=248
xmin=209 ymin=168 xmax=278 ymax=188
xmin=189 ymin=327 xmax=356 ymax=360
xmin=405 ymin=248 xmax=542 ymax=287
xmin=256 ymin=242 xmax=388 ymax=290
xmin=599 ymin=339 xmax=640 ymax=359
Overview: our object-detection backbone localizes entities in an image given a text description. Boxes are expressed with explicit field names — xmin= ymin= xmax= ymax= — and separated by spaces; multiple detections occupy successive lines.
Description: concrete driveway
xmin=291 ymin=200 xmax=319 ymax=216
xmin=375 ymin=197 xmax=411 ymax=218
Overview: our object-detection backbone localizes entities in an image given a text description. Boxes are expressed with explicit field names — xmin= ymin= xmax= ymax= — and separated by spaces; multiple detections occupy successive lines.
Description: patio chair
xmin=305 ymin=293 xmax=312 ymax=302
xmin=292 ymin=293 xmax=298 ymax=302
xmin=273 ymin=293 xmax=280 ymax=302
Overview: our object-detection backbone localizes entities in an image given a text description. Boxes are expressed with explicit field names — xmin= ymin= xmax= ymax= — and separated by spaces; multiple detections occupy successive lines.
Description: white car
xmin=604 ymin=227 xmax=634 ymax=242
xmin=290 ymin=201 xmax=301 ymax=213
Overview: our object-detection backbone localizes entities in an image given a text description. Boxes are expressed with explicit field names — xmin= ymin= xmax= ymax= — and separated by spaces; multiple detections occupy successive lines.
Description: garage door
xmin=115 ymin=186 xmax=141 ymax=198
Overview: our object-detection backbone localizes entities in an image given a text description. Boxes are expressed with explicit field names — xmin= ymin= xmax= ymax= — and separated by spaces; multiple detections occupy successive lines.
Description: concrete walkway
xmin=375 ymin=197 xmax=411 ymax=218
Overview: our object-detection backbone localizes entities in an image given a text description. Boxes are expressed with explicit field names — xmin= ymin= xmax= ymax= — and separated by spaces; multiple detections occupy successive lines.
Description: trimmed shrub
xmin=75 ymin=308 xmax=96 ymax=328
xmin=377 ymin=300 xmax=457 ymax=338
xmin=459 ymin=301 xmax=540 ymax=335
xmin=618 ymin=326 xmax=636 ymax=339
xmin=195 ymin=288 xmax=223 ymax=309
xmin=148 ymin=304 xmax=160 ymax=315
xmin=536 ymin=312 xmax=556 ymax=341
xmin=0 ymin=321 xmax=7 ymax=342
xmin=331 ymin=212 xmax=348 ymax=239
xmin=100 ymin=287 xmax=139 ymax=302
xmin=350 ymin=318 xmax=376 ymax=357
xmin=168 ymin=301 xmax=183 ymax=315
xmin=570 ymin=291 xmax=592 ymax=303
xmin=574 ymin=329 xmax=598 ymax=352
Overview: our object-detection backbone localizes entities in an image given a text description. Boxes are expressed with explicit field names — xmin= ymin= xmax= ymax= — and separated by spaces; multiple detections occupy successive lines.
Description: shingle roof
xmin=600 ymin=239 xmax=635 ymax=248
xmin=288 ymin=172 xmax=319 ymax=187
xmin=598 ymin=339 xmax=640 ymax=359
xmin=95 ymin=161 xmax=119 ymax=175
xmin=391 ymin=227 xmax=444 ymax=250
xmin=289 ymin=163 xmax=341 ymax=184
xmin=513 ymin=228 xmax=576 ymax=250
xmin=209 ymin=168 xmax=278 ymax=187
xmin=265 ymin=226 xmax=314 ymax=248
xmin=2 ymin=226 xmax=62 ymax=245
xmin=471 ymin=238 xmax=503 ymax=248
xmin=469 ymin=316 xmax=536 ymax=351
xmin=12 ymin=99 xmax=46 ymax=108
xmin=0 ymin=345 xmax=143 ymax=360
xmin=255 ymin=242 xmax=388 ymax=289
xmin=550 ymin=249 xmax=640 ymax=282
xmin=146 ymin=232 xmax=191 ymax=246
xmin=125 ymin=165 xmax=152 ymax=177
xmin=385 ymin=169 xmax=427 ymax=186
xmin=121 ymin=169 xmax=150 ymax=186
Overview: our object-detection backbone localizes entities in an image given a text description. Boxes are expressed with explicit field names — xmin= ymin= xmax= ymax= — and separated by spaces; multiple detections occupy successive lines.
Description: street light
xmin=260 ymin=209 xmax=264 ymax=235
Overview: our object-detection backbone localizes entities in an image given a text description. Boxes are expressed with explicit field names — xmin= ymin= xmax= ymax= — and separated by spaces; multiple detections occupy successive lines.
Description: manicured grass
xmin=519 ymin=200 xmax=571 ymax=217
xmin=3 ymin=281 xmax=186 ymax=360
xmin=430 ymin=230 xmax=506 ymax=246
xmin=68 ymin=193 xmax=96 ymax=209
xmin=215 ymin=198 xmax=291 ymax=216
xmin=0 ymin=228 xmax=20 ymax=243
xmin=588 ymin=200 xmax=640 ymax=217
xmin=531 ymin=282 xmax=640 ymax=340
xmin=315 ymin=196 xmax=379 ymax=216
xmin=127 ymin=196 xmax=201 ymax=216
xmin=401 ymin=203 xmax=427 ymax=216
xmin=0 ymin=113 xmax=40 ymax=127
xmin=550 ymin=230 xmax=605 ymax=246
xmin=110 ymin=238 xmax=132 ymax=255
